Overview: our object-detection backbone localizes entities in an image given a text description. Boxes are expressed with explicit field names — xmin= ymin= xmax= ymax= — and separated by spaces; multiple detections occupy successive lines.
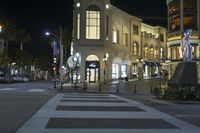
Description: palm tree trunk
xmin=20 ymin=42 xmax=23 ymax=76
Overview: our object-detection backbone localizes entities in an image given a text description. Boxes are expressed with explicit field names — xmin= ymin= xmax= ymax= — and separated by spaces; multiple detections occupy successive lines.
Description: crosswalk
xmin=16 ymin=93 xmax=200 ymax=133
xmin=0 ymin=88 xmax=51 ymax=93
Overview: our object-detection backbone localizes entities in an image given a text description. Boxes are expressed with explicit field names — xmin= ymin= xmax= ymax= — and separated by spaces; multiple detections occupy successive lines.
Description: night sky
xmin=0 ymin=0 xmax=167 ymax=57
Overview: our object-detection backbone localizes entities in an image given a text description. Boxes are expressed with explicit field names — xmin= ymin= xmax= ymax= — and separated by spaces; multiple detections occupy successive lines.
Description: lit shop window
xmin=121 ymin=65 xmax=127 ymax=78
xmin=112 ymin=63 xmax=119 ymax=79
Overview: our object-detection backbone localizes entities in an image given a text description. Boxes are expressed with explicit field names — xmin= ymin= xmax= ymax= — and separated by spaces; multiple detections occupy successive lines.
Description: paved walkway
xmin=17 ymin=93 xmax=200 ymax=133
xmin=59 ymin=78 xmax=161 ymax=94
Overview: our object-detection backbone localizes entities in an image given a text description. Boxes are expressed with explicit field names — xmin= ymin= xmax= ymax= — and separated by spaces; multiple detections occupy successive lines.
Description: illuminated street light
xmin=0 ymin=25 xmax=2 ymax=32
xmin=76 ymin=2 xmax=80 ymax=7
xmin=45 ymin=27 xmax=63 ymax=89
xmin=45 ymin=32 xmax=50 ymax=36
xmin=106 ymin=4 xmax=110 ymax=9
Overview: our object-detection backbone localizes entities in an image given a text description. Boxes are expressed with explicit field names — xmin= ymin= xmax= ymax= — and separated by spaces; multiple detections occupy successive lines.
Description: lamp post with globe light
xmin=103 ymin=53 xmax=109 ymax=82
xmin=45 ymin=26 xmax=64 ymax=89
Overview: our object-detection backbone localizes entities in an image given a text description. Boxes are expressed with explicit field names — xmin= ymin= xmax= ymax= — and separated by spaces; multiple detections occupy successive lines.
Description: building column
xmin=197 ymin=44 xmax=200 ymax=59
xmin=180 ymin=0 xmax=184 ymax=32
xmin=168 ymin=47 xmax=171 ymax=60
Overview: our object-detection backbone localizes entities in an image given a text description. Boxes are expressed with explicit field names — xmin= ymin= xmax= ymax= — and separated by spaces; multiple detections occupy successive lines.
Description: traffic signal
xmin=53 ymin=56 xmax=57 ymax=64
xmin=53 ymin=66 xmax=56 ymax=71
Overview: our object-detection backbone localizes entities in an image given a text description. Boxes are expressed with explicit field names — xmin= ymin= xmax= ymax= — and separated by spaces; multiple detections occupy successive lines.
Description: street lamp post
xmin=137 ymin=58 xmax=144 ymax=80
xmin=45 ymin=26 xmax=63 ymax=89
xmin=103 ymin=53 xmax=109 ymax=82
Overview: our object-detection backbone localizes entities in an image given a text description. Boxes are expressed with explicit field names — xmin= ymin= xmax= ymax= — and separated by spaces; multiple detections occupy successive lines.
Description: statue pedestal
xmin=168 ymin=61 xmax=197 ymax=87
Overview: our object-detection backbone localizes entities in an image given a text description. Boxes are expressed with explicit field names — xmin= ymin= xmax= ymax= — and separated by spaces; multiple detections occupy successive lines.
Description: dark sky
xmin=0 ymin=0 xmax=167 ymax=57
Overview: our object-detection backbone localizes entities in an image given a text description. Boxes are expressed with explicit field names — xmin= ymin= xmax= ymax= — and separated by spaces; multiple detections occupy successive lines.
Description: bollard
xmin=54 ymin=80 xmax=56 ymax=89
xmin=99 ymin=82 xmax=101 ymax=92
xmin=75 ymin=82 xmax=77 ymax=90
xmin=60 ymin=82 xmax=63 ymax=90
xmin=150 ymin=85 xmax=153 ymax=93
xmin=83 ymin=82 xmax=87 ymax=90
xmin=117 ymin=83 xmax=119 ymax=93
xmin=134 ymin=84 xmax=137 ymax=93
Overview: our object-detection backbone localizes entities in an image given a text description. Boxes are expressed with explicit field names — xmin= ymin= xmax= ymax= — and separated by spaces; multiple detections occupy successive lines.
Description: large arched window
xmin=86 ymin=5 xmax=100 ymax=40
xmin=154 ymin=47 xmax=159 ymax=59
xmin=144 ymin=46 xmax=148 ymax=58
xmin=149 ymin=47 xmax=154 ymax=59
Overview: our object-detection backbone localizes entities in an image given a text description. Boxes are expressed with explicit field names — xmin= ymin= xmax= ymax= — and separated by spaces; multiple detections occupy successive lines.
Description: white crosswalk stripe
xmin=0 ymin=88 xmax=18 ymax=91
xmin=16 ymin=93 xmax=200 ymax=133
xmin=28 ymin=89 xmax=46 ymax=92
xmin=0 ymin=88 xmax=48 ymax=93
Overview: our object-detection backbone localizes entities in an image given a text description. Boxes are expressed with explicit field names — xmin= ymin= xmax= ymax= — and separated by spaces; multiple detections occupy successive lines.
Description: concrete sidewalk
xmin=58 ymin=78 xmax=160 ymax=94
xmin=17 ymin=93 xmax=200 ymax=133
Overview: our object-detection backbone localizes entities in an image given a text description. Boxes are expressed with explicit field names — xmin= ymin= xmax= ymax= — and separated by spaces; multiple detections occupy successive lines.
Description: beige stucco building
xmin=72 ymin=0 xmax=167 ymax=82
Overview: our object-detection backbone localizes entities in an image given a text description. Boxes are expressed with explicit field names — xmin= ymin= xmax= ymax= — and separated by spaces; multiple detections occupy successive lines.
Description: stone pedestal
xmin=168 ymin=61 xmax=197 ymax=87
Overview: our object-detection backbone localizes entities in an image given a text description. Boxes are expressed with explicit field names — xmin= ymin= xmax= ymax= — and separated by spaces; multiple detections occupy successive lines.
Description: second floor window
xmin=86 ymin=6 xmax=100 ymax=40
xmin=123 ymin=33 xmax=128 ymax=46
xmin=149 ymin=48 xmax=154 ymax=58
xmin=113 ymin=29 xmax=119 ymax=44
xmin=133 ymin=42 xmax=138 ymax=55
xmin=144 ymin=47 xmax=148 ymax=57
xmin=133 ymin=25 xmax=139 ymax=35
xmin=160 ymin=34 xmax=164 ymax=42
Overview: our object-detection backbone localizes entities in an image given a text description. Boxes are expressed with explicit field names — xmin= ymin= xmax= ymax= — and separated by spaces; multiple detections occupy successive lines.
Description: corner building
xmin=166 ymin=0 xmax=200 ymax=78
xmin=72 ymin=0 xmax=167 ymax=83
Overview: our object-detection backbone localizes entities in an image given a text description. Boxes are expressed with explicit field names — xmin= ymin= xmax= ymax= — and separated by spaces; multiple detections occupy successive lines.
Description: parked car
xmin=22 ymin=76 xmax=29 ymax=82
xmin=11 ymin=75 xmax=22 ymax=83
xmin=0 ymin=74 xmax=9 ymax=83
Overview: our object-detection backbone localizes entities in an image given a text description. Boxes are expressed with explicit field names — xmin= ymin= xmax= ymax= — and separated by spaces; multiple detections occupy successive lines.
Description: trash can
xmin=124 ymin=77 xmax=128 ymax=81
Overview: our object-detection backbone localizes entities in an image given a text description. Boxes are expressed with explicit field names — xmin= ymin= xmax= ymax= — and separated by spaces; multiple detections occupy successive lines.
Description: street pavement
xmin=0 ymin=81 xmax=56 ymax=133
xmin=1 ymin=80 xmax=200 ymax=133
xmin=17 ymin=93 xmax=200 ymax=133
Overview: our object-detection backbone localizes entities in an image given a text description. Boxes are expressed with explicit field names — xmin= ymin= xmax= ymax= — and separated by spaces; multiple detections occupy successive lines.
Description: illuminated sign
xmin=89 ymin=63 xmax=96 ymax=68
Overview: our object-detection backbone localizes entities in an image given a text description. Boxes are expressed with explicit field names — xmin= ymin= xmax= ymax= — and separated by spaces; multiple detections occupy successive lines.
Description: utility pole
xmin=59 ymin=26 xmax=63 ymax=89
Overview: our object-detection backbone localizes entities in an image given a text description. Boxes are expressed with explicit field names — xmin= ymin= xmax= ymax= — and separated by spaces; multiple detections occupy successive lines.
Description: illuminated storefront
xmin=72 ymin=0 xmax=167 ymax=82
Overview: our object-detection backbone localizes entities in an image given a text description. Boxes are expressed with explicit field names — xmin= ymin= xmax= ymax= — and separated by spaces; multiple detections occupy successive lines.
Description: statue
xmin=180 ymin=29 xmax=192 ymax=61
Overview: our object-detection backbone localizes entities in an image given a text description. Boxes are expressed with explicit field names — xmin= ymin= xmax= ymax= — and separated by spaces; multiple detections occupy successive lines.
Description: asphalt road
xmin=0 ymin=81 xmax=56 ymax=133
xmin=0 ymin=81 xmax=200 ymax=133
xmin=122 ymin=95 xmax=200 ymax=128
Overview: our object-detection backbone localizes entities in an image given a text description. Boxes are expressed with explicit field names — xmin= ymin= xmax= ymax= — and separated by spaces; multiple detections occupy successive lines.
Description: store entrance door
xmin=86 ymin=61 xmax=100 ymax=83
xmin=87 ymin=68 xmax=99 ymax=83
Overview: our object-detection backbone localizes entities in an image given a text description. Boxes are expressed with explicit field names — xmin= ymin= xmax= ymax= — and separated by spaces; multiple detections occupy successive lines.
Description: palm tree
xmin=15 ymin=28 xmax=31 ymax=51
xmin=62 ymin=28 xmax=72 ymax=61
xmin=15 ymin=28 xmax=31 ymax=75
